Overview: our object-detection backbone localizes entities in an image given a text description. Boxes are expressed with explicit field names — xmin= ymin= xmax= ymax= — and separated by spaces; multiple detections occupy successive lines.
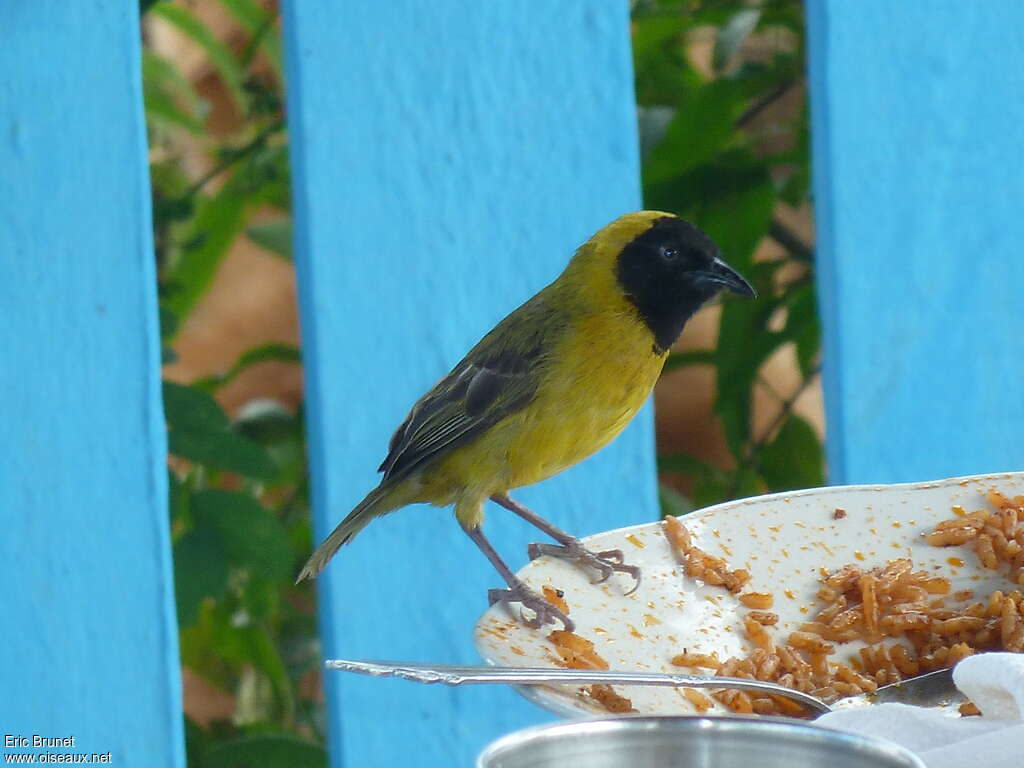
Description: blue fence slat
xmin=807 ymin=2 xmax=1024 ymax=485
xmin=282 ymin=1 xmax=646 ymax=764
xmin=0 ymin=3 xmax=183 ymax=766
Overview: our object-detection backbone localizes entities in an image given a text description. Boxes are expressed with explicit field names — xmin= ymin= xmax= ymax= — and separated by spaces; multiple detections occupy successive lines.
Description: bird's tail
xmin=295 ymin=484 xmax=397 ymax=583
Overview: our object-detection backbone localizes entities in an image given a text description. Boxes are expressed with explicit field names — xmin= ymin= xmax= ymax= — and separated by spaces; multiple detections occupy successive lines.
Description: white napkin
xmin=816 ymin=653 xmax=1024 ymax=768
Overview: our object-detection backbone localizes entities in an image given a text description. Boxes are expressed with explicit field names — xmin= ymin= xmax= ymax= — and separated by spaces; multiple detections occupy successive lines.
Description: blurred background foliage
xmin=145 ymin=1 xmax=322 ymax=765
xmin=633 ymin=0 xmax=822 ymax=515
xmin=144 ymin=0 xmax=819 ymax=764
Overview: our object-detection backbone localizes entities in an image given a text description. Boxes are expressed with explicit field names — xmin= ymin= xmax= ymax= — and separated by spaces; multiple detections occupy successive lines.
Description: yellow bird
xmin=297 ymin=211 xmax=754 ymax=630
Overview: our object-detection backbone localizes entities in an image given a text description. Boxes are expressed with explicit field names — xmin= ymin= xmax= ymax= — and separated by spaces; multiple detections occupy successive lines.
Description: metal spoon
xmin=828 ymin=667 xmax=960 ymax=712
xmin=325 ymin=659 xmax=961 ymax=717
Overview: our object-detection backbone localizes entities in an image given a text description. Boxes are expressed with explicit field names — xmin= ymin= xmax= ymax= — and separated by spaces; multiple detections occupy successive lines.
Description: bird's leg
xmin=490 ymin=493 xmax=641 ymax=594
xmin=462 ymin=523 xmax=574 ymax=631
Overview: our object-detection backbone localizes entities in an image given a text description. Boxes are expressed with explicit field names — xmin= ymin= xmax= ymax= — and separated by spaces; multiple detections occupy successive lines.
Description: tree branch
xmin=185 ymin=118 xmax=285 ymax=198
xmin=736 ymin=79 xmax=800 ymax=129
xmin=769 ymin=218 xmax=814 ymax=263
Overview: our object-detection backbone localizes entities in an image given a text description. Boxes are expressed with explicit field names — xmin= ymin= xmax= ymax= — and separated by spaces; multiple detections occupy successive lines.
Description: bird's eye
xmin=661 ymin=246 xmax=679 ymax=262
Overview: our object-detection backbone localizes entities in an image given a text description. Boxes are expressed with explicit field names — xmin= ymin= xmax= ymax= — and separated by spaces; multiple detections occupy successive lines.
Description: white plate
xmin=473 ymin=472 xmax=1024 ymax=717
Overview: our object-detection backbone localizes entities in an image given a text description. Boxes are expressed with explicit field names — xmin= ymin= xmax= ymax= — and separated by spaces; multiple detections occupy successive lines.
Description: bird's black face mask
xmin=616 ymin=216 xmax=755 ymax=354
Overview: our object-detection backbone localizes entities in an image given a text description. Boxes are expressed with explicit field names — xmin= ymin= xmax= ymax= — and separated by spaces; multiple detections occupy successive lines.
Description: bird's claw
xmin=527 ymin=541 xmax=642 ymax=595
xmin=488 ymin=586 xmax=574 ymax=632
xmin=595 ymin=548 xmax=625 ymax=564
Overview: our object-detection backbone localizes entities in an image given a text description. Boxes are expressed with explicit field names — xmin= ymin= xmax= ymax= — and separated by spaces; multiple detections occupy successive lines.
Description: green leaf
xmin=169 ymin=470 xmax=189 ymax=524
xmin=145 ymin=88 xmax=203 ymax=134
xmin=142 ymin=50 xmax=206 ymax=134
xmin=714 ymin=300 xmax=787 ymax=455
xmin=204 ymin=735 xmax=326 ymax=768
xmin=713 ymin=9 xmax=761 ymax=72
xmin=631 ymin=14 xmax=696 ymax=107
xmin=179 ymin=603 xmax=244 ymax=691
xmin=164 ymin=381 xmax=230 ymax=433
xmin=164 ymin=381 xmax=277 ymax=479
xmin=241 ymin=143 xmax=292 ymax=210
xmin=728 ymin=466 xmax=766 ymax=502
xmin=217 ymin=0 xmax=284 ymax=80
xmin=151 ymin=3 xmax=249 ymax=116
xmin=193 ymin=343 xmax=301 ymax=392
xmin=151 ymin=164 xmax=196 ymax=235
xmin=658 ymin=454 xmax=737 ymax=509
xmin=241 ymin=623 xmax=293 ymax=714
xmin=169 ymin=429 xmax=277 ymax=479
xmin=786 ymin=283 xmax=821 ymax=376
xmin=687 ymin=4 xmax=736 ymax=27
xmin=184 ymin=717 xmax=211 ymax=768
xmin=759 ymin=3 xmax=806 ymax=35
xmin=159 ymin=306 xmax=179 ymax=339
xmin=643 ymin=79 xmax=746 ymax=184
xmin=162 ymin=181 xmax=248 ymax=326
xmin=663 ymin=349 xmax=715 ymax=372
xmin=778 ymin=110 xmax=811 ymax=206
xmin=658 ymin=452 xmax=721 ymax=478
xmin=192 ymin=490 xmax=292 ymax=582
xmin=758 ymin=415 xmax=824 ymax=492
xmin=174 ymin=526 xmax=229 ymax=626
xmin=712 ymin=265 xmax=819 ymax=458
xmin=687 ymin=153 xmax=776 ymax=272
xmin=659 ymin=483 xmax=695 ymax=518
xmin=181 ymin=602 xmax=301 ymax=721
xmin=691 ymin=472 xmax=732 ymax=509
xmin=242 ymin=575 xmax=281 ymax=621
xmin=246 ymin=218 xmax=292 ymax=260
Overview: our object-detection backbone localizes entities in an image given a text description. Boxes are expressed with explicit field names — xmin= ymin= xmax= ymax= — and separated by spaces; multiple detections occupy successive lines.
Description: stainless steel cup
xmin=477 ymin=716 xmax=925 ymax=768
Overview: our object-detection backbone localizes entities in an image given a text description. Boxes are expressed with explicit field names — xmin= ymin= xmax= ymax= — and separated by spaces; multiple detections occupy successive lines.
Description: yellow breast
xmin=429 ymin=308 xmax=665 ymax=499
xmin=508 ymin=309 xmax=664 ymax=483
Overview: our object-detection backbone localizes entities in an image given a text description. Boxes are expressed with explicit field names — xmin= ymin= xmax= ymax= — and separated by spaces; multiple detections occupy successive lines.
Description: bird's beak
xmin=701 ymin=257 xmax=756 ymax=298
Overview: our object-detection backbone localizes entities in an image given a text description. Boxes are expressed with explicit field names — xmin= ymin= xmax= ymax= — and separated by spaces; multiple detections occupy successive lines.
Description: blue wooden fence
xmin=0 ymin=2 xmax=184 ymax=766
xmin=280 ymin=2 xmax=649 ymax=764
xmin=807 ymin=1 xmax=1024 ymax=485
xmin=4 ymin=1 xmax=1023 ymax=766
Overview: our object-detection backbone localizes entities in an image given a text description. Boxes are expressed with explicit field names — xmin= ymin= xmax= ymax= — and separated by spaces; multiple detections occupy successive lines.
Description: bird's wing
xmin=377 ymin=295 xmax=560 ymax=485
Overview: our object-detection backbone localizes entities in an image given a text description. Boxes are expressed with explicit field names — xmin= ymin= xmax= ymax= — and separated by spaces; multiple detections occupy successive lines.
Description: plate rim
xmin=473 ymin=470 xmax=1024 ymax=717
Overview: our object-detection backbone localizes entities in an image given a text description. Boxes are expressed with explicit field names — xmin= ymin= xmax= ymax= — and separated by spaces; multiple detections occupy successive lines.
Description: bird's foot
xmin=528 ymin=540 xmax=642 ymax=595
xmin=488 ymin=581 xmax=574 ymax=632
